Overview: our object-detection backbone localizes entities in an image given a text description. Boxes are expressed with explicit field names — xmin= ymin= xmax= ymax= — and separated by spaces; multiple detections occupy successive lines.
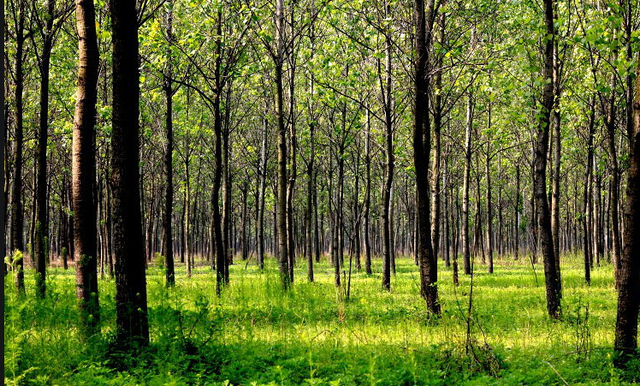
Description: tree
xmin=534 ymin=0 xmax=561 ymax=319
xmin=413 ymin=0 xmax=440 ymax=314
xmin=72 ymin=0 xmax=100 ymax=337
xmin=7 ymin=0 xmax=28 ymax=294
xmin=32 ymin=0 xmax=66 ymax=298
xmin=275 ymin=0 xmax=290 ymax=290
xmin=614 ymin=46 xmax=640 ymax=366
xmin=162 ymin=0 xmax=176 ymax=287
xmin=110 ymin=0 xmax=149 ymax=345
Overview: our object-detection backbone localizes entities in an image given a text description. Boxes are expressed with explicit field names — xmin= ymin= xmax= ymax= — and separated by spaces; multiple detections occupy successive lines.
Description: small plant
xmin=154 ymin=252 xmax=166 ymax=269
xmin=5 ymin=249 xmax=24 ymax=272
xmin=567 ymin=299 xmax=591 ymax=362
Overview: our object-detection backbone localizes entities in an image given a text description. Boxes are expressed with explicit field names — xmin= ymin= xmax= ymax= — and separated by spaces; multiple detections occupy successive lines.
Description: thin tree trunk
xmin=485 ymin=137 xmax=493 ymax=273
xmin=162 ymin=0 xmax=175 ymax=286
xmin=381 ymin=4 xmax=394 ymax=291
xmin=413 ymin=0 xmax=440 ymax=313
xmin=462 ymin=94 xmax=473 ymax=275
xmin=11 ymin=0 xmax=26 ymax=294
xmin=34 ymin=0 xmax=56 ymax=298
xmin=257 ymin=115 xmax=267 ymax=269
xmin=535 ymin=0 xmax=561 ymax=319
xmin=305 ymin=117 xmax=315 ymax=281
xmin=364 ymin=109 xmax=372 ymax=275
xmin=605 ymin=71 xmax=622 ymax=287
xmin=275 ymin=0 xmax=290 ymax=290
xmin=583 ymin=98 xmax=595 ymax=284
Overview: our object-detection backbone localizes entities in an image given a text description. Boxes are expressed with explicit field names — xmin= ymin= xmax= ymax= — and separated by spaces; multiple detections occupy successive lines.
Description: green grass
xmin=4 ymin=253 xmax=638 ymax=385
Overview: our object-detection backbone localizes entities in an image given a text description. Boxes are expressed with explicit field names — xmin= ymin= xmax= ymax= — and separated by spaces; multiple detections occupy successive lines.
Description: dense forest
xmin=4 ymin=0 xmax=640 ymax=384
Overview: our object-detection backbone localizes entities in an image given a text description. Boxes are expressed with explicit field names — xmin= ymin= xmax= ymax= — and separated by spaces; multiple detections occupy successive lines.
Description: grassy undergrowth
xmin=4 ymin=253 xmax=639 ymax=385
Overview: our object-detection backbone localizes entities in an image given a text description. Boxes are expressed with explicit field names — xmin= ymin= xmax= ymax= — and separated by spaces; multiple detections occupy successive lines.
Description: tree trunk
xmin=305 ymin=118 xmax=315 ymax=282
xmin=413 ymin=0 xmax=440 ymax=313
xmin=583 ymin=98 xmax=595 ymax=284
xmin=462 ymin=94 xmax=473 ymax=275
xmin=257 ymin=115 xmax=267 ymax=270
xmin=364 ymin=109 xmax=372 ymax=275
xmin=110 ymin=0 xmax=149 ymax=345
xmin=34 ymin=0 xmax=56 ymax=298
xmin=535 ymin=0 xmax=561 ymax=319
xmin=485 ymin=138 xmax=493 ymax=273
xmin=605 ymin=71 xmax=622 ymax=287
xmin=162 ymin=0 xmax=175 ymax=286
xmin=275 ymin=0 xmax=290 ymax=290
xmin=550 ymin=34 xmax=561 ymax=284
xmin=73 ymin=0 xmax=100 ymax=337
xmin=381 ymin=5 xmax=394 ymax=291
xmin=11 ymin=0 xmax=26 ymax=294
xmin=430 ymin=12 xmax=444 ymax=261
xmin=614 ymin=52 xmax=640 ymax=364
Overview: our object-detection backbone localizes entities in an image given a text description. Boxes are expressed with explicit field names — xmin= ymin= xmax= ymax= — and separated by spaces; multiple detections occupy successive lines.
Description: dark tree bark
xmin=222 ymin=85 xmax=233 ymax=283
xmin=257 ymin=115 xmax=267 ymax=270
xmin=381 ymin=4 xmax=394 ymax=291
xmin=305 ymin=119 xmax=315 ymax=282
xmin=550 ymin=31 xmax=561 ymax=285
xmin=73 ymin=0 xmax=100 ymax=337
xmin=162 ymin=0 xmax=175 ymax=287
xmin=34 ymin=0 xmax=56 ymax=299
xmin=515 ymin=165 xmax=520 ymax=260
xmin=614 ymin=50 xmax=640 ymax=365
xmin=462 ymin=94 xmax=473 ymax=275
xmin=413 ymin=0 xmax=440 ymax=314
xmin=583 ymin=98 xmax=595 ymax=285
xmin=110 ymin=0 xmax=149 ymax=345
xmin=430 ymin=13 xmax=444 ymax=260
xmin=364 ymin=109 xmax=372 ymax=275
xmin=485 ymin=135 xmax=493 ymax=274
xmin=10 ymin=0 xmax=26 ymax=294
xmin=604 ymin=71 xmax=622 ymax=287
xmin=535 ymin=0 xmax=561 ymax=319
xmin=275 ymin=0 xmax=290 ymax=290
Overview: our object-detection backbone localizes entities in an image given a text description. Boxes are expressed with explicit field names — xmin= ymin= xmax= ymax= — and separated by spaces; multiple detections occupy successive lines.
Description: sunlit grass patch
xmin=4 ymin=254 xmax=636 ymax=385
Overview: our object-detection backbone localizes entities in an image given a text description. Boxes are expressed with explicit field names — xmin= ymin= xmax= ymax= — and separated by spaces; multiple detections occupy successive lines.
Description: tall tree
xmin=33 ymin=0 xmax=58 ymax=298
xmin=8 ymin=0 xmax=27 ymax=294
xmin=534 ymin=0 xmax=561 ymax=319
xmin=614 ymin=46 xmax=640 ymax=366
xmin=381 ymin=0 xmax=394 ymax=291
xmin=73 ymin=0 xmax=100 ymax=337
xmin=413 ymin=0 xmax=440 ymax=314
xmin=462 ymin=93 xmax=473 ymax=275
xmin=110 ymin=0 xmax=149 ymax=345
xmin=162 ymin=0 xmax=175 ymax=287
xmin=275 ymin=0 xmax=290 ymax=290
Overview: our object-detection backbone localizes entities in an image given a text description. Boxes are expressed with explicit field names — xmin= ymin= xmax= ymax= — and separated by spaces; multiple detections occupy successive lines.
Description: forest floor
xmin=4 ymin=253 xmax=639 ymax=385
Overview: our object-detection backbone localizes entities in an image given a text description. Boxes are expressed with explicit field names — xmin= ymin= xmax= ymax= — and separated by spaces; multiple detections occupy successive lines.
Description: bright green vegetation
xmin=4 ymin=256 xmax=637 ymax=385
